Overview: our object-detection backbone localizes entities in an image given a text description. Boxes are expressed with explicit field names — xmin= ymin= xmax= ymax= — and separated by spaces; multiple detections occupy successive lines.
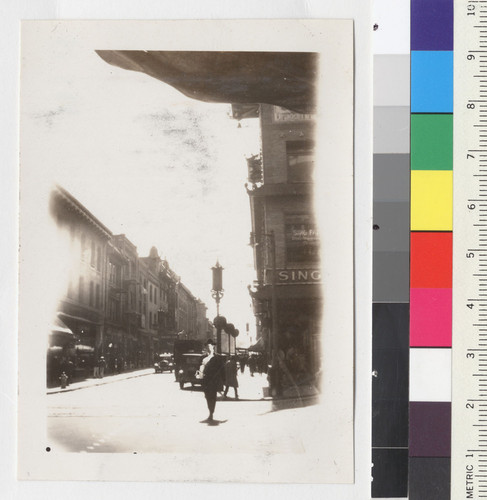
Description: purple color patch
xmin=410 ymin=402 xmax=451 ymax=457
xmin=411 ymin=0 xmax=453 ymax=51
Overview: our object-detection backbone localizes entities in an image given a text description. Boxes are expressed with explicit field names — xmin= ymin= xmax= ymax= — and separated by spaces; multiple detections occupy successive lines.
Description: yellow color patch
xmin=411 ymin=170 xmax=452 ymax=231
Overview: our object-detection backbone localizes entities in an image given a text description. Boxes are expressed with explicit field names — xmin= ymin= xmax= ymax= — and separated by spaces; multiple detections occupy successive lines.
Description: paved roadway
xmin=47 ymin=370 xmax=319 ymax=455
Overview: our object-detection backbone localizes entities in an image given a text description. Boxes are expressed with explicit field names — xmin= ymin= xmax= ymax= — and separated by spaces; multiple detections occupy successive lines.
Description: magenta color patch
xmin=410 ymin=288 xmax=452 ymax=347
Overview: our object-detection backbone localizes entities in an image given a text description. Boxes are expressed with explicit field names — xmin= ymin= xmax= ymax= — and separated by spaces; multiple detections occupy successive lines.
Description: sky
xmin=22 ymin=34 xmax=262 ymax=346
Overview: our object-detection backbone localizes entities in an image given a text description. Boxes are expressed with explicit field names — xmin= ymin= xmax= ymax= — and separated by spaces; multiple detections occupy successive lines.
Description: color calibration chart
xmin=372 ymin=0 xmax=453 ymax=498
xmin=451 ymin=1 xmax=487 ymax=499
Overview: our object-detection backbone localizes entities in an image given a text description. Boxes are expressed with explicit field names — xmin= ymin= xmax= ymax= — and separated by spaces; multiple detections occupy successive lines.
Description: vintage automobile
xmin=176 ymin=352 xmax=204 ymax=389
xmin=154 ymin=353 xmax=174 ymax=373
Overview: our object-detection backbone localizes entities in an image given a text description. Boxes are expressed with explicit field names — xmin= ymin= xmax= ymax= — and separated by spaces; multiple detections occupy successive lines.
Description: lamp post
xmin=211 ymin=260 xmax=224 ymax=353
xmin=250 ymin=230 xmax=280 ymax=396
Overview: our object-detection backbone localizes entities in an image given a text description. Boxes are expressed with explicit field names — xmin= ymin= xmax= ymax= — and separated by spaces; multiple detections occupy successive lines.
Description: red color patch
xmin=410 ymin=232 xmax=452 ymax=288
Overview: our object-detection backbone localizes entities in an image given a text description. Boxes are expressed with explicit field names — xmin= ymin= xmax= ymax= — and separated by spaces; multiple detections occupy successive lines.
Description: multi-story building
xmin=195 ymin=300 xmax=209 ymax=343
xmin=176 ymin=281 xmax=197 ymax=338
xmin=241 ymin=103 xmax=322 ymax=383
xmin=49 ymin=186 xmax=112 ymax=382
xmin=137 ymin=258 xmax=155 ymax=366
xmin=104 ymin=239 xmax=128 ymax=370
xmin=111 ymin=234 xmax=140 ymax=370
xmin=140 ymin=246 xmax=164 ymax=357
xmin=48 ymin=187 xmax=209 ymax=383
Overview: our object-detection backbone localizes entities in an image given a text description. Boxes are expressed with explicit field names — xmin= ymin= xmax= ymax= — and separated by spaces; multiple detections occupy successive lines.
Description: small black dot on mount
xmin=46 ymin=447 xmax=51 ymax=452
xmin=373 ymin=225 xmax=380 ymax=230
xmin=373 ymin=24 xmax=379 ymax=31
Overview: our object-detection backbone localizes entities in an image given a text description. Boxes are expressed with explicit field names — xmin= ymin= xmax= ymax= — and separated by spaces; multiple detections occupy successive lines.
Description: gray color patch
xmin=374 ymin=54 xmax=410 ymax=107
xmin=374 ymin=107 xmax=410 ymax=154
xmin=373 ymin=251 xmax=410 ymax=302
xmin=374 ymin=202 xmax=410 ymax=252
xmin=374 ymin=154 xmax=410 ymax=202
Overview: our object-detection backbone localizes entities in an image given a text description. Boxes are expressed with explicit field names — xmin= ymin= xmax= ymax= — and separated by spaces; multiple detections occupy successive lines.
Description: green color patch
xmin=410 ymin=114 xmax=452 ymax=170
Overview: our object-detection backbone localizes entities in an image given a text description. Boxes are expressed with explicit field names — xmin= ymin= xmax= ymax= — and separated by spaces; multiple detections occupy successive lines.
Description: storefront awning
xmin=49 ymin=317 xmax=74 ymax=347
xmin=249 ymin=283 xmax=323 ymax=300
xmin=248 ymin=337 xmax=265 ymax=352
xmin=57 ymin=312 xmax=101 ymax=326
xmin=50 ymin=316 xmax=74 ymax=335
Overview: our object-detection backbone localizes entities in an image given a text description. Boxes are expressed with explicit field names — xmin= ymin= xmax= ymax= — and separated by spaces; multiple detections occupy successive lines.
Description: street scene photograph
xmin=18 ymin=20 xmax=354 ymax=483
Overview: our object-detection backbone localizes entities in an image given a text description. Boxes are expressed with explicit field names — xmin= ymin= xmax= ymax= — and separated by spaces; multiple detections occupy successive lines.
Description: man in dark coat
xmin=223 ymin=356 xmax=239 ymax=399
xmin=201 ymin=339 xmax=224 ymax=422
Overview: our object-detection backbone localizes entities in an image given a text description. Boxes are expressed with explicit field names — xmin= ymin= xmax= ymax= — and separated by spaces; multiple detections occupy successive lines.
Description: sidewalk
xmin=47 ymin=367 xmax=320 ymax=402
xmin=47 ymin=368 xmax=154 ymax=395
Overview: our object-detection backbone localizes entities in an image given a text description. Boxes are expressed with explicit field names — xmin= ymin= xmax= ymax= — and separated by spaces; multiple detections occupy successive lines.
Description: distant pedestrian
xmin=59 ymin=371 xmax=68 ymax=389
xmin=200 ymin=339 xmax=224 ymax=422
xmin=223 ymin=356 xmax=239 ymax=399
xmin=66 ymin=358 xmax=75 ymax=385
xmin=239 ymin=354 xmax=247 ymax=373
xmin=97 ymin=356 xmax=106 ymax=378
xmin=249 ymin=354 xmax=256 ymax=377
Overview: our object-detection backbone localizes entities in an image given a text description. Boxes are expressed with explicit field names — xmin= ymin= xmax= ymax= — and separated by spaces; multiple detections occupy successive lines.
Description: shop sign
xmin=273 ymin=106 xmax=314 ymax=122
xmin=266 ymin=268 xmax=322 ymax=285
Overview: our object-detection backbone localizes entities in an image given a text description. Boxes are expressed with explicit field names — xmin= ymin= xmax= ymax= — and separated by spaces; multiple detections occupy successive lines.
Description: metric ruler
xmin=452 ymin=1 xmax=487 ymax=499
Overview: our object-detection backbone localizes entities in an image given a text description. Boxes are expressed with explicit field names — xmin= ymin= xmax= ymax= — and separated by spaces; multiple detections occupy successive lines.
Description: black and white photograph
xmin=18 ymin=19 xmax=354 ymax=483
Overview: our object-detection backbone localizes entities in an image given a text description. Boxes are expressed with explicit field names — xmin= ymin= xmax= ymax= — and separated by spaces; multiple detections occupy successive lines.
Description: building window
xmin=80 ymin=233 xmax=87 ymax=261
xmin=154 ymin=288 xmax=157 ymax=304
xmin=96 ymin=284 xmax=101 ymax=308
xmin=108 ymin=262 xmax=120 ymax=287
xmin=149 ymin=312 xmax=152 ymax=327
xmin=89 ymin=281 xmax=94 ymax=307
xmin=150 ymin=284 xmax=153 ymax=302
xmin=90 ymin=241 xmax=95 ymax=267
xmin=96 ymin=246 xmax=102 ymax=271
xmin=79 ymin=277 xmax=84 ymax=302
xmin=285 ymin=214 xmax=320 ymax=263
xmin=286 ymin=140 xmax=314 ymax=183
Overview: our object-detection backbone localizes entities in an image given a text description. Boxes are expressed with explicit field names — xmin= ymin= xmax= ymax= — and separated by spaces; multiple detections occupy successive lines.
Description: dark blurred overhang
xmin=95 ymin=50 xmax=317 ymax=114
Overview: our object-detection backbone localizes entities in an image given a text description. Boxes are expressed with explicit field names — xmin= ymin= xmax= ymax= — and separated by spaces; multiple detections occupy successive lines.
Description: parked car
xmin=176 ymin=352 xmax=204 ymax=389
xmin=154 ymin=353 xmax=174 ymax=373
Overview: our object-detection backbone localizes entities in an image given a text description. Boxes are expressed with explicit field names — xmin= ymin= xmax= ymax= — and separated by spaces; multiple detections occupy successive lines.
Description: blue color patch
xmin=411 ymin=51 xmax=453 ymax=113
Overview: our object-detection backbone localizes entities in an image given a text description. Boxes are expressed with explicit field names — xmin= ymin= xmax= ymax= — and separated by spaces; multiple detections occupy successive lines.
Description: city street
xmin=47 ymin=370 xmax=320 ymax=456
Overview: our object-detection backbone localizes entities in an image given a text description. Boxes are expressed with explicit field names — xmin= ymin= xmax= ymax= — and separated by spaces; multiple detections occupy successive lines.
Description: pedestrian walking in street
xmin=223 ymin=356 xmax=239 ymax=399
xmin=97 ymin=356 xmax=107 ymax=378
xmin=200 ymin=339 xmax=224 ymax=422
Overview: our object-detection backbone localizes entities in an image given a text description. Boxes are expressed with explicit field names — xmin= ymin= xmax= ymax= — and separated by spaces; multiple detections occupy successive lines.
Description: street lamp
xmin=211 ymin=260 xmax=224 ymax=353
